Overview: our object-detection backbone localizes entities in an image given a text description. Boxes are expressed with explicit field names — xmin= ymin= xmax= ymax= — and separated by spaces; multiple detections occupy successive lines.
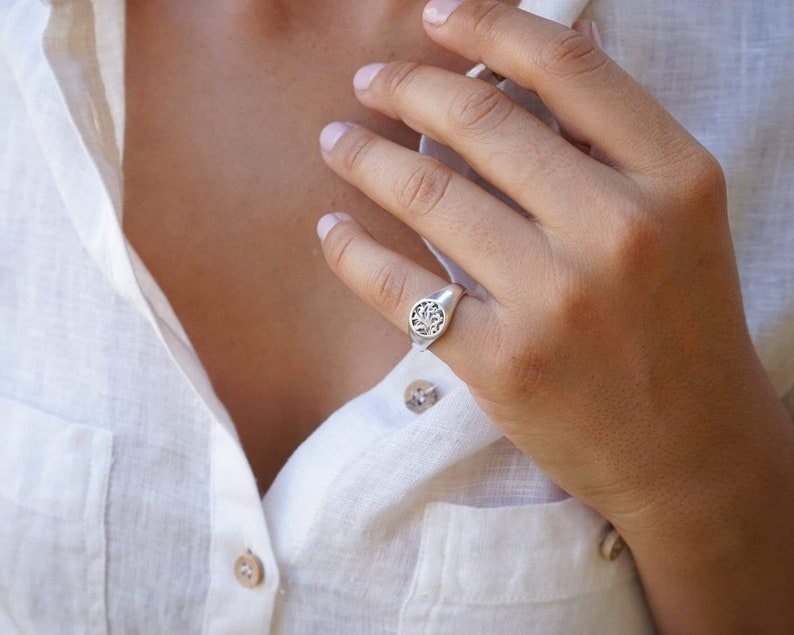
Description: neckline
xmin=262 ymin=345 xmax=464 ymax=561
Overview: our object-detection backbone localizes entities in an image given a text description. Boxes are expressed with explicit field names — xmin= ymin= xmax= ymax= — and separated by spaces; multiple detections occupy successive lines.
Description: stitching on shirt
xmin=434 ymin=570 xmax=641 ymax=606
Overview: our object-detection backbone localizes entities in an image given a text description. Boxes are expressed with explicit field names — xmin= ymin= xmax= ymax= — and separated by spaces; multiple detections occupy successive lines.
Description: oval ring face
xmin=409 ymin=300 xmax=446 ymax=337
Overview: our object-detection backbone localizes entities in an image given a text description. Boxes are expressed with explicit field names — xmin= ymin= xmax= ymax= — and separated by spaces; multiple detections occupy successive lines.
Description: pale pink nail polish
xmin=320 ymin=122 xmax=352 ymax=153
xmin=423 ymin=0 xmax=463 ymax=26
xmin=354 ymin=63 xmax=386 ymax=92
xmin=317 ymin=213 xmax=342 ymax=241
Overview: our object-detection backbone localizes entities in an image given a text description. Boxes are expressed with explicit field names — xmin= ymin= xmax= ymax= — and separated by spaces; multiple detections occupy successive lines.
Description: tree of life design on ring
xmin=410 ymin=300 xmax=446 ymax=337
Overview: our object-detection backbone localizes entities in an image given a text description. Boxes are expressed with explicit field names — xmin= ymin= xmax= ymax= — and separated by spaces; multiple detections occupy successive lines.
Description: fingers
xmin=421 ymin=0 xmax=698 ymax=176
xmin=317 ymin=212 xmax=488 ymax=364
xmin=558 ymin=20 xmax=601 ymax=155
xmin=319 ymin=121 xmax=546 ymax=300
xmin=353 ymin=59 xmax=621 ymax=229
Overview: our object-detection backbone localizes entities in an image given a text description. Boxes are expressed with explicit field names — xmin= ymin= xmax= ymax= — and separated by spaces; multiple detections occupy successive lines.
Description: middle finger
xmin=319 ymin=121 xmax=546 ymax=300
xmin=353 ymin=60 xmax=624 ymax=231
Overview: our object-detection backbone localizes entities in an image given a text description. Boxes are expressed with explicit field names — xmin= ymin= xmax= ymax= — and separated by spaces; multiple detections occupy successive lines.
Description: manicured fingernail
xmin=354 ymin=63 xmax=386 ymax=92
xmin=320 ymin=121 xmax=352 ymax=153
xmin=317 ymin=213 xmax=342 ymax=241
xmin=423 ymin=0 xmax=463 ymax=26
xmin=590 ymin=21 xmax=603 ymax=48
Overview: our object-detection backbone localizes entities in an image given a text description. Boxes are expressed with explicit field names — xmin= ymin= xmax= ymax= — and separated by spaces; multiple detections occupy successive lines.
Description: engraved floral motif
xmin=410 ymin=300 xmax=446 ymax=337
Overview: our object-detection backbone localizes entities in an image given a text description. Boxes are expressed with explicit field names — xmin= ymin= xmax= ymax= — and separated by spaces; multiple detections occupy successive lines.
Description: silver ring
xmin=408 ymin=283 xmax=467 ymax=352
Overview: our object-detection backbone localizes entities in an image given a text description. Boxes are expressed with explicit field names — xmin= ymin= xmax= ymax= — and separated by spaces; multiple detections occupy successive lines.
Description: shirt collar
xmin=4 ymin=0 xmax=148 ymax=318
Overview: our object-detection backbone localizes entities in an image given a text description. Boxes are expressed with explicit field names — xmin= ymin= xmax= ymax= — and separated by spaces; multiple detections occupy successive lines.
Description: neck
xmin=199 ymin=0 xmax=430 ymax=43
xmin=274 ymin=0 xmax=425 ymax=31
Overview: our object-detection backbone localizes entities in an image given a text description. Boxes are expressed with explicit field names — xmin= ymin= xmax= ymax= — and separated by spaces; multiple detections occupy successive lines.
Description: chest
xmin=121 ymin=2 xmax=452 ymax=491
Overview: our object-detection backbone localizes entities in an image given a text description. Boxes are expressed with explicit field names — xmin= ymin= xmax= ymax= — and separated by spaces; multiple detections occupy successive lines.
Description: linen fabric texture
xmin=1 ymin=0 xmax=793 ymax=632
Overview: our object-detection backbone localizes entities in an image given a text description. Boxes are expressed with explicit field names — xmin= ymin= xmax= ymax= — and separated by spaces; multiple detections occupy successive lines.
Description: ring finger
xmin=319 ymin=121 xmax=547 ymax=300
xmin=317 ymin=211 xmax=489 ymax=365
xmin=353 ymin=60 xmax=625 ymax=231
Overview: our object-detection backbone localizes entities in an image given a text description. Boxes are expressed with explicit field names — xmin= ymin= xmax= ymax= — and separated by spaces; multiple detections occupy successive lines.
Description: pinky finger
xmin=317 ymin=212 xmax=487 ymax=364
xmin=557 ymin=20 xmax=602 ymax=156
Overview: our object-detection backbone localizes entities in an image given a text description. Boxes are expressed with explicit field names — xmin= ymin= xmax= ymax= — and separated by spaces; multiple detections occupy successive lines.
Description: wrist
xmin=614 ymin=400 xmax=794 ymax=632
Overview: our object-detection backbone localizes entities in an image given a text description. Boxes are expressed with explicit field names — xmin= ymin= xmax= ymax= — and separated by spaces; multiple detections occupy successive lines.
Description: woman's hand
xmin=316 ymin=1 xmax=794 ymax=630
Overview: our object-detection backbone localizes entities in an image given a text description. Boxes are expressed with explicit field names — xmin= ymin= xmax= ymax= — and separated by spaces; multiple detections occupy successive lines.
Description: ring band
xmin=408 ymin=283 xmax=467 ymax=352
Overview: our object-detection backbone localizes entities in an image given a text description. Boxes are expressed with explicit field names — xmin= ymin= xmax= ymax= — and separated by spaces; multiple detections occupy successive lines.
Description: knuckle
xmin=681 ymin=149 xmax=727 ymax=211
xmin=536 ymin=29 xmax=606 ymax=80
xmin=379 ymin=60 xmax=423 ymax=99
xmin=606 ymin=209 xmax=664 ymax=274
xmin=467 ymin=0 xmax=512 ymax=45
xmin=366 ymin=260 xmax=409 ymax=317
xmin=323 ymin=223 xmax=359 ymax=272
xmin=337 ymin=129 xmax=378 ymax=174
xmin=504 ymin=350 xmax=552 ymax=401
xmin=648 ymin=140 xmax=728 ymax=223
xmin=396 ymin=159 xmax=452 ymax=217
xmin=448 ymin=83 xmax=514 ymax=136
xmin=550 ymin=277 xmax=599 ymax=333
xmin=479 ymin=322 xmax=553 ymax=403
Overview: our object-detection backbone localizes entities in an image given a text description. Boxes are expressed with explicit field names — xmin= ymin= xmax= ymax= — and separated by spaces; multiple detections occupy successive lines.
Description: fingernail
xmin=320 ymin=121 xmax=352 ymax=153
xmin=354 ymin=63 xmax=386 ymax=92
xmin=317 ymin=213 xmax=342 ymax=241
xmin=423 ymin=0 xmax=463 ymax=26
xmin=590 ymin=21 xmax=603 ymax=48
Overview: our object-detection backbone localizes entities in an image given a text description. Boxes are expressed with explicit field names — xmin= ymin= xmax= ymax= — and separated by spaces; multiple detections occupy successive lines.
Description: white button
xmin=600 ymin=527 xmax=626 ymax=561
xmin=404 ymin=380 xmax=438 ymax=413
xmin=234 ymin=551 xmax=264 ymax=588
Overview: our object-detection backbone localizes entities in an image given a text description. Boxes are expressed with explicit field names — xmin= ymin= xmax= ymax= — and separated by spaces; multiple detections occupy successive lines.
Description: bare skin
xmin=316 ymin=3 xmax=794 ymax=631
xmin=125 ymin=0 xmax=794 ymax=630
xmin=123 ymin=0 xmax=469 ymax=493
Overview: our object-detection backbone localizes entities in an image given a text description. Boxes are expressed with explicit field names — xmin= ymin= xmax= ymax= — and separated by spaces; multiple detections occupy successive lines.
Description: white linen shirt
xmin=1 ymin=0 xmax=792 ymax=633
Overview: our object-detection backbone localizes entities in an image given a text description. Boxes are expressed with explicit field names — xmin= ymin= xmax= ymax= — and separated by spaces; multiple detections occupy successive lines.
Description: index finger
xmin=422 ymin=0 xmax=700 ymax=177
